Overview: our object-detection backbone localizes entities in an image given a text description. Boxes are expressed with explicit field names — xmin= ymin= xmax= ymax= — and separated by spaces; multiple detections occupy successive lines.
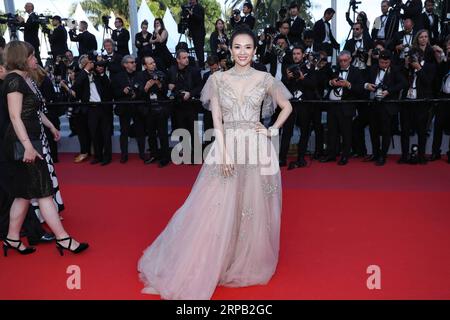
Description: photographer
xmin=136 ymin=56 xmax=170 ymax=167
xmin=430 ymin=36 xmax=450 ymax=163
xmin=389 ymin=18 xmax=416 ymax=65
xmin=372 ymin=1 xmax=398 ymax=43
xmin=48 ymin=16 xmax=69 ymax=58
xmin=367 ymin=41 xmax=386 ymax=67
xmin=344 ymin=22 xmax=374 ymax=72
xmin=313 ymin=8 xmax=340 ymax=63
xmin=59 ymin=65 xmax=78 ymax=138
xmin=17 ymin=3 xmax=41 ymax=66
xmin=322 ymin=50 xmax=364 ymax=166
xmin=422 ymin=0 xmax=440 ymax=45
xmin=230 ymin=2 xmax=255 ymax=30
xmin=68 ymin=20 xmax=98 ymax=56
xmin=112 ymin=56 xmax=146 ymax=163
xmin=102 ymin=38 xmax=123 ymax=77
xmin=261 ymin=35 xmax=293 ymax=80
xmin=186 ymin=0 xmax=206 ymax=68
xmin=281 ymin=45 xmax=323 ymax=169
xmin=364 ymin=50 xmax=408 ymax=165
xmin=167 ymin=49 xmax=203 ymax=164
xmin=399 ymin=29 xmax=437 ymax=164
xmin=344 ymin=22 xmax=374 ymax=157
xmin=112 ymin=17 xmax=130 ymax=56
xmin=400 ymin=0 xmax=424 ymax=30
xmin=209 ymin=19 xmax=229 ymax=58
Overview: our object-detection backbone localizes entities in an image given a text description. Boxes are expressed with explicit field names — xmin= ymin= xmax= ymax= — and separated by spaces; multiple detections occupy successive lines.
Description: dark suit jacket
xmin=402 ymin=59 xmax=437 ymax=99
xmin=167 ymin=65 xmax=203 ymax=98
xmin=285 ymin=65 xmax=321 ymax=101
xmin=344 ymin=36 xmax=374 ymax=56
xmin=20 ymin=12 xmax=40 ymax=51
xmin=388 ymin=30 xmax=417 ymax=64
xmin=49 ymin=25 xmax=68 ymax=57
xmin=69 ymin=30 xmax=97 ymax=55
xmin=288 ymin=16 xmax=306 ymax=45
xmin=312 ymin=19 xmax=340 ymax=51
xmin=242 ymin=14 xmax=255 ymax=30
xmin=112 ymin=28 xmax=130 ymax=56
xmin=421 ymin=12 xmax=440 ymax=44
xmin=366 ymin=65 xmax=408 ymax=114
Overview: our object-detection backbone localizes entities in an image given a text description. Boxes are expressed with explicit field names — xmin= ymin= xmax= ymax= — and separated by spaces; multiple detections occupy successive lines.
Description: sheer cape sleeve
xmin=261 ymin=73 xmax=293 ymax=119
xmin=200 ymin=72 xmax=220 ymax=113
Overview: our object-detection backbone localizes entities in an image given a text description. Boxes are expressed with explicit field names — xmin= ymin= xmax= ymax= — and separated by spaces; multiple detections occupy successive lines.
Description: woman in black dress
xmin=2 ymin=41 xmax=88 ymax=256
xmin=209 ymin=19 xmax=229 ymax=59
xmin=149 ymin=18 xmax=174 ymax=71
xmin=135 ymin=20 xmax=153 ymax=70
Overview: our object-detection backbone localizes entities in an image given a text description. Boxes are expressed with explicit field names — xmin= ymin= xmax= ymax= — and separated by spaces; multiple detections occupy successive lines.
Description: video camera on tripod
xmin=350 ymin=0 xmax=362 ymax=11
xmin=37 ymin=14 xmax=53 ymax=34
xmin=0 ymin=13 xmax=21 ymax=39
xmin=178 ymin=4 xmax=193 ymax=34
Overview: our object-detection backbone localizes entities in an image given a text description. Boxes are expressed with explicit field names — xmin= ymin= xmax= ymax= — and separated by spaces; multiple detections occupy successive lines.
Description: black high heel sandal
xmin=55 ymin=237 xmax=89 ymax=256
xmin=3 ymin=238 xmax=36 ymax=256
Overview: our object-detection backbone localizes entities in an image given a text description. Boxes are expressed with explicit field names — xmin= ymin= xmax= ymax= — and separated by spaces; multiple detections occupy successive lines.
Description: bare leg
xmin=6 ymin=198 xmax=30 ymax=250
xmin=37 ymin=196 xmax=80 ymax=250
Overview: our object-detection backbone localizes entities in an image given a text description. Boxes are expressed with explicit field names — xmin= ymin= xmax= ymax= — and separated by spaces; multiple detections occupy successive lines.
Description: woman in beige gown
xmin=138 ymin=27 xmax=293 ymax=300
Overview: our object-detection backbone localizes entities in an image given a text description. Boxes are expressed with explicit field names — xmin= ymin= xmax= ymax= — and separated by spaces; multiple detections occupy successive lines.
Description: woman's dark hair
xmin=141 ymin=19 xmax=148 ymax=27
xmin=230 ymin=26 xmax=257 ymax=48
xmin=115 ymin=17 xmax=124 ymax=25
xmin=215 ymin=19 xmax=225 ymax=33
xmin=154 ymin=18 xmax=166 ymax=33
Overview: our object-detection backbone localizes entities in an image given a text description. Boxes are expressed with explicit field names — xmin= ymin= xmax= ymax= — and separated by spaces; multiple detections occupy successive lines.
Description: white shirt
xmin=323 ymin=18 xmax=331 ymax=44
xmin=88 ymin=73 xmax=101 ymax=102
xmin=377 ymin=14 xmax=388 ymax=39
xmin=275 ymin=60 xmax=283 ymax=81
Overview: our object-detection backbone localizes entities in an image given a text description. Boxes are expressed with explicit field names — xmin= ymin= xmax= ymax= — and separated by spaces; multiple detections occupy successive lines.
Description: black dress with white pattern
xmin=3 ymin=72 xmax=64 ymax=213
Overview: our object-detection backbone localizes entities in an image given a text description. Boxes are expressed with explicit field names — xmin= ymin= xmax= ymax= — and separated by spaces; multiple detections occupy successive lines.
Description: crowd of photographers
xmin=1 ymin=0 xmax=449 ymax=168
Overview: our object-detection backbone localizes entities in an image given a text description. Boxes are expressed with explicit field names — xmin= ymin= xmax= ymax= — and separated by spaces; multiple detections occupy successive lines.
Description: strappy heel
xmin=3 ymin=238 xmax=36 ymax=256
xmin=55 ymin=237 xmax=89 ymax=256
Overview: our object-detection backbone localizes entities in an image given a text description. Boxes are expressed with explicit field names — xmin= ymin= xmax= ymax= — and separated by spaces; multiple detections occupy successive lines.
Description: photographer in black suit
xmin=422 ymin=0 xmax=440 ymax=45
xmin=136 ymin=56 xmax=170 ymax=167
xmin=371 ymin=1 xmax=399 ymax=43
xmin=112 ymin=55 xmax=146 ymax=163
xmin=399 ymin=29 xmax=437 ymax=164
xmin=102 ymin=38 xmax=123 ymax=77
xmin=17 ymin=3 xmax=41 ymax=66
xmin=344 ymin=22 xmax=374 ymax=158
xmin=364 ymin=50 xmax=408 ymax=165
xmin=321 ymin=50 xmax=364 ymax=165
xmin=230 ymin=2 xmax=255 ymax=30
xmin=186 ymin=0 xmax=206 ymax=68
xmin=112 ymin=17 xmax=130 ymax=56
xmin=167 ymin=49 xmax=203 ymax=164
xmin=48 ymin=16 xmax=68 ymax=58
xmin=313 ymin=8 xmax=340 ymax=63
xmin=287 ymin=2 xmax=306 ymax=46
xmin=68 ymin=21 xmax=98 ymax=56
xmin=72 ymin=54 xmax=113 ymax=166
xmin=401 ymin=0 xmax=424 ymax=30
xmin=389 ymin=18 xmax=416 ymax=65
xmin=261 ymin=35 xmax=293 ymax=80
xmin=282 ymin=46 xmax=323 ymax=170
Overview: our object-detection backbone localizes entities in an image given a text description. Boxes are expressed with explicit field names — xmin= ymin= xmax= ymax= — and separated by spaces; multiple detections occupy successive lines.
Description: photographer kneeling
xmin=136 ymin=56 xmax=170 ymax=167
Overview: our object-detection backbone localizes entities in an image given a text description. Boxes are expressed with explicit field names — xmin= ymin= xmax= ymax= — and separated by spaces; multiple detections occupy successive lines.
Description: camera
xmin=233 ymin=9 xmax=241 ymax=16
xmin=374 ymin=82 xmax=388 ymax=100
xmin=126 ymin=83 xmax=140 ymax=98
xmin=406 ymin=48 xmax=421 ymax=64
xmin=356 ymin=47 xmax=369 ymax=62
xmin=178 ymin=4 xmax=193 ymax=34
xmin=278 ymin=7 xmax=288 ymax=20
xmin=306 ymin=51 xmax=321 ymax=63
xmin=350 ymin=0 xmax=362 ymax=11
xmin=372 ymin=48 xmax=381 ymax=57
xmin=102 ymin=15 xmax=111 ymax=26
xmin=63 ymin=18 xmax=78 ymax=30
xmin=149 ymin=70 xmax=166 ymax=82
xmin=287 ymin=64 xmax=302 ymax=79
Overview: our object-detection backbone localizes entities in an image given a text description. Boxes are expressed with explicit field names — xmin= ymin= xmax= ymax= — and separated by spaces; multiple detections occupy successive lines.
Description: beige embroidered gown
xmin=138 ymin=67 xmax=292 ymax=300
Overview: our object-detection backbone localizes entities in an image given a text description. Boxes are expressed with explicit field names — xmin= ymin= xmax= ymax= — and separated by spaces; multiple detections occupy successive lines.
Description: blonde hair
xmin=3 ymin=40 xmax=35 ymax=71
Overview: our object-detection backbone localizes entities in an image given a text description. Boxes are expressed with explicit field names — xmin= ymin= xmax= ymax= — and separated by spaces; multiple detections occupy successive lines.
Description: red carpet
xmin=1 ymin=154 xmax=450 ymax=300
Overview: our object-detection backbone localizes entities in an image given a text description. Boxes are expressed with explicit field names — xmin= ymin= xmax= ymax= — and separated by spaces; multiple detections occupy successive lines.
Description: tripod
xmin=101 ymin=24 xmax=112 ymax=51
xmin=385 ymin=4 xmax=403 ymax=44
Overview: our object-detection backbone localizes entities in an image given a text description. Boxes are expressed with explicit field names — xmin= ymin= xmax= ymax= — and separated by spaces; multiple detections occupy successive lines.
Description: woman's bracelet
xmin=268 ymin=126 xmax=279 ymax=137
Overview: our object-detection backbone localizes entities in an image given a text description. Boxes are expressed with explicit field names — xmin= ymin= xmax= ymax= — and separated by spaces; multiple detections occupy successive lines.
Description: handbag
xmin=13 ymin=139 xmax=42 ymax=161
